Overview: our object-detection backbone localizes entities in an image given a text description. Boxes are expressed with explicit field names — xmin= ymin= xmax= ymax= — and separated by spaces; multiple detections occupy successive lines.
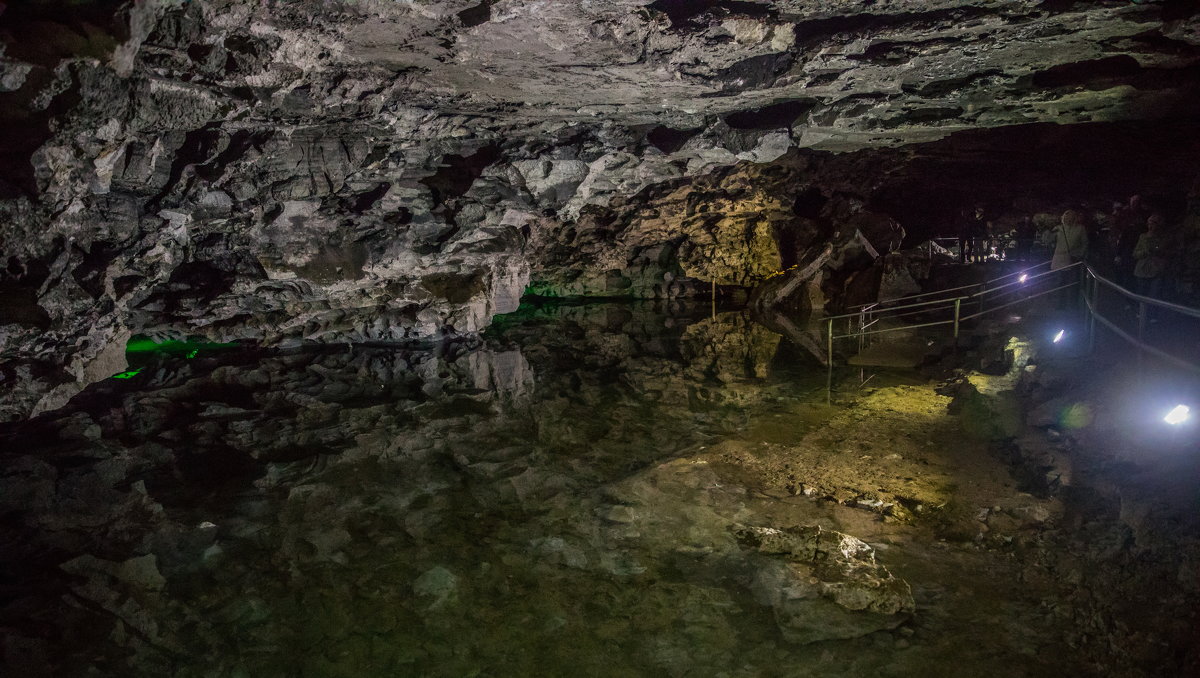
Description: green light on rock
xmin=126 ymin=336 xmax=236 ymax=357
xmin=111 ymin=368 xmax=143 ymax=380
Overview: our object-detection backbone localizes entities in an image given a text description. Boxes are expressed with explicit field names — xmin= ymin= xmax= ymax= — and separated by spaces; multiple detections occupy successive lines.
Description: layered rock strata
xmin=2 ymin=0 xmax=1199 ymax=419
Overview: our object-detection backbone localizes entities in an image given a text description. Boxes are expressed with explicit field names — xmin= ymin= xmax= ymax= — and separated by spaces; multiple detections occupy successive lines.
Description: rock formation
xmin=2 ymin=0 xmax=1199 ymax=420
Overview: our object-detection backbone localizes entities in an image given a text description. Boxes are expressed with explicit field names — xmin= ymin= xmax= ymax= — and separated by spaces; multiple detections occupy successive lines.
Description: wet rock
xmin=598 ymin=504 xmax=639 ymax=524
xmin=733 ymin=524 xmax=914 ymax=644
xmin=61 ymin=553 xmax=166 ymax=593
xmin=1028 ymin=396 xmax=1073 ymax=428
xmin=413 ymin=566 xmax=459 ymax=610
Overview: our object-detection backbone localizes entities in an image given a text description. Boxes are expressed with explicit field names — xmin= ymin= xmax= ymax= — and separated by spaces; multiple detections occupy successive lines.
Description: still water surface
xmin=4 ymin=301 xmax=866 ymax=677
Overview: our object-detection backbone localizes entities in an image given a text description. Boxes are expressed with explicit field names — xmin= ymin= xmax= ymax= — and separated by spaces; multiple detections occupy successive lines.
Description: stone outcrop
xmin=733 ymin=524 xmax=913 ymax=644
xmin=2 ymin=0 xmax=1199 ymax=419
xmin=526 ymin=156 xmax=830 ymax=298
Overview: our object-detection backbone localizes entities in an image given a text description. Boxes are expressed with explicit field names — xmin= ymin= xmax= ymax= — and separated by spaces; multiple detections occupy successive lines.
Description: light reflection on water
xmin=1 ymin=302 xmax=844 ymax=677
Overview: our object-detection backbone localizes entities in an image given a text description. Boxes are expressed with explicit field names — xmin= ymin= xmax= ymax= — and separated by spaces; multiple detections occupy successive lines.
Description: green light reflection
xmin=125 ymin=337 xmax=236 ymax=355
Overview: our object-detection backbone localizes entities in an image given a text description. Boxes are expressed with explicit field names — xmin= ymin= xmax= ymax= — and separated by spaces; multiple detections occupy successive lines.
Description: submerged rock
xmin=413 ymin=566 xmax=459 ymax=610
xmin=733 ymin=524 xmax=914 ymax=644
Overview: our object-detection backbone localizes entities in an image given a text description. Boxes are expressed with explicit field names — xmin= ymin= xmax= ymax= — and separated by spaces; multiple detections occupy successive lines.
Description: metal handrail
xmin=845 ymin=281 xmax=979 ymax=311
xmin=965 ymin=263 xmax=1068 ymax=299
xmin=1084 ymin=295 xmax=1200 ymax=375
xmin=827 ymin=293 xmax=967 ymax=322
xmin=831 ymin=318 xmax=955 ymax=340
xmin=1082 ymin=266 xmax=1200 ymax=373
xmin=832 ymin=262 xmax=1076 ymax=324
xmin=826 ymin=260 xmax=1200 ymax=375
xmin=1087 ymin=268 xmax=1200 ymax=320
xmin=826 ymin=262 xmax=1080 ymax=365
xmin=846 ymin=260 xmax=1051 ymax=311
xmin=959 ymin=280 xmax=1077 ymax=321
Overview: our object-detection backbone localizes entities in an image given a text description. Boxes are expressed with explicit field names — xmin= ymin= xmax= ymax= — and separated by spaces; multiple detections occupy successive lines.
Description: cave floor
xmin=0 ymin=302 xmax=1194 ymax=677
xmin=632 ymin=377 xmax=1082 ymax=678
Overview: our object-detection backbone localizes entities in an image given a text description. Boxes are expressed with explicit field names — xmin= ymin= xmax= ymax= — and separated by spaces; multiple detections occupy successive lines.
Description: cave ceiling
xmin=342 ymin=0 xmax=1199 ymax=148
xmin=7 ymin=0 xmax=1200 ymax=153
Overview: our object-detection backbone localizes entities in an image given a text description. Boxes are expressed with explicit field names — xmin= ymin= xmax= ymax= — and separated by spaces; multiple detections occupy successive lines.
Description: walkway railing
xmin=923 ymin=235 xmax=1043 ymax=263
xmin=826 ymin=262 xmax=1081 ymax=365
xmin=825 ymin=261 xmax=1200 ymax=374
xmin=1083 ymin=268 xmax=1200 ymax=374
xmin=846 ymin=260 xmax=1052 ymax=313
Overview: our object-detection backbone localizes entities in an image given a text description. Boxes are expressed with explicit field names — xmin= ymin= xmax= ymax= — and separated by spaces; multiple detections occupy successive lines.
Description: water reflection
xmin=0 ymin=302 xmax=837 ymax=677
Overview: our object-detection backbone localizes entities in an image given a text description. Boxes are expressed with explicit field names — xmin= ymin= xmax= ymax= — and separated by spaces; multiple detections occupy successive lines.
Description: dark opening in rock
xmin=646 ymin=126 xmax=702 ymax=154
xmin=724 ymin=100 xmax=813 ymax=130
xmin=162 ymin=261 xmax=235 ymax=304
xmin=1032 ymin=55 xmax=1143 ymax=89
xmin=422 ymin=271 xmax=487 ymax=304
xmin=865 ymin=119 xmax=1200 ymax=243
xmin=721 ymin=52 xmax=795 ymax=90
xmin=186 ymin=43 xmax=214 ymax=63
xmin=194 ymin=129 xmax=272 ymax=182
xmin=792 ymin=7 xmax=991 ymax=48
xmin=792 ymin=187 xmax=827 ymax=220
xmin=348 ymin=183 xmax=392 ymax=214
xmin=112 ymin=274 xmax=143 ymax=299
xmin=457 ymin=1 xmax=495 ymax=28
xmin=70 ymin=241 xmax=115 ymax=300
xmin=0 ymin=1 xmax=133 ymax=65
xmin=0 ymin=284 xmax=50 ymax=328
xmin=420 ymin=144 xmax=501 ymax=205
xmin=1038 ymin=0 xmax=1080 ymax=13
xmin=647 ymin=0 xmax=774 ymax=28
xmin=1163 ymin=0 xmax=1200 ymax=20
xmin=149 ymin=123 xmax=223 ymax=206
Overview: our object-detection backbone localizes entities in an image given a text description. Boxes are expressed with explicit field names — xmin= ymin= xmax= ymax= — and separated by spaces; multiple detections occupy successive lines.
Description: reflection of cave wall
xmin=0 ymin=301 xmax=805 ymax=675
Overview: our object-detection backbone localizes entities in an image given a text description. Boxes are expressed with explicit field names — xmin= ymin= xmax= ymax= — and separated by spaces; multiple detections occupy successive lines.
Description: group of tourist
xmin=955 ymin=206 xmax=1011 ymax=264
xmin=956 ymin=193 xmax=1200 ymax=305
xmin=1048 ymin=195 xmax=1196 ymax=303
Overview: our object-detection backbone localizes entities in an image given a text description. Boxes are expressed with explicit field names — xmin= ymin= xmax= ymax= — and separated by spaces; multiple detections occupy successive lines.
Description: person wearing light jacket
xmin=1133 ymin=213 xmax=1168 ymax=300
xmin=1051 ymin=209 xmax=1089 ymax=271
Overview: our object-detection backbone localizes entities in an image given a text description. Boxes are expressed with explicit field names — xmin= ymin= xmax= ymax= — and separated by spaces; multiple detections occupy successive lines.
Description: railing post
xmin=826 ymin=318 xmax=834 ymax=404
xmin=827 ymin=318 xmax=834 ymax=367
xmin=1137 ymin=299 xmax=1147 ymax=344
xmin=953 ymin=298 xmax=961 ymax=349
xmin=1087 ymin=271 xmax=1097 ymax=354
xmin=1077 ymin=263 xmax=1085 ymax=312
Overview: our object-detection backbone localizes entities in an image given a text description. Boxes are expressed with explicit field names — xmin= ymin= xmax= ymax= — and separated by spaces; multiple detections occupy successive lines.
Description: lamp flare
xmin=1164 ymin=405 xmax=1190 ymax=426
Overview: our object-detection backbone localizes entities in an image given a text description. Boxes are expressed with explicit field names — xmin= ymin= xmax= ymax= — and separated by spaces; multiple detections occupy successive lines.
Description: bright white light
xmin=1053 ymin=329 xmax=1065 ymax=343
xmin=1164 ymin=405 xmax=1190 ymax=426
xmin=1018 ymin=273 xmax=1028 ymax=283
